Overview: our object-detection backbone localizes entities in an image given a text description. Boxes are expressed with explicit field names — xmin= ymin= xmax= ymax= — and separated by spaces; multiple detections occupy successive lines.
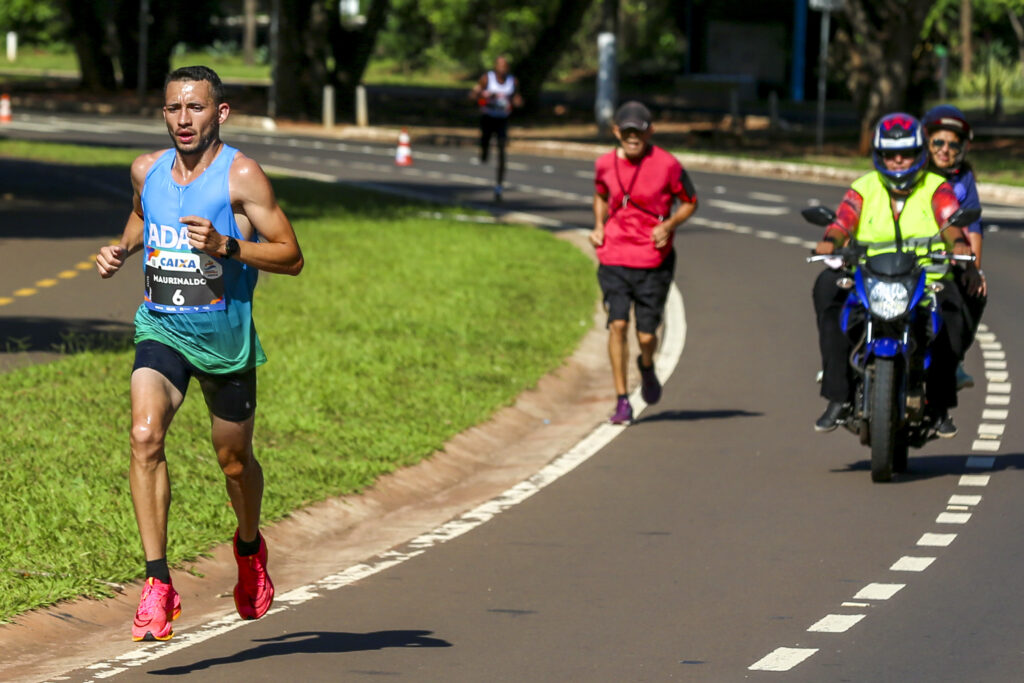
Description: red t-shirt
xmin=594 ymin=144 xmax=696 ymax=268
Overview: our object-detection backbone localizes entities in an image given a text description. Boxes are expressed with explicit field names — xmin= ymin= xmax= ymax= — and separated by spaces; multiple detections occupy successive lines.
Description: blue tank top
xmin=134 ymin=144 xmax=266 ymax=374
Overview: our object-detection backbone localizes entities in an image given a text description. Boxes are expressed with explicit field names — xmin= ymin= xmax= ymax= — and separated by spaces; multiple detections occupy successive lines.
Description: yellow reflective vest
xmin=850 ymin=171 xmax=951 ymax=281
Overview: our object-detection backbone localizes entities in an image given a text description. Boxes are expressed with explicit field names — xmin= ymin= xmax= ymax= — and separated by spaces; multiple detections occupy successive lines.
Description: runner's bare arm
xmin=96 ymin=151 xmax=162 ymax=278
xmin=590 ymin=192 xmax=609 ymax=247
xmin=180 ymin=156 xmax=303 ymax=275
xmin=651 ymin=194 xmax=698 ymax=248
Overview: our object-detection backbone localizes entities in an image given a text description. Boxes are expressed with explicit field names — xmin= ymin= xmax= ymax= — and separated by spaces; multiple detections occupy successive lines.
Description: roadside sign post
xmin=810 ymin=0 xmax=843 ymax=151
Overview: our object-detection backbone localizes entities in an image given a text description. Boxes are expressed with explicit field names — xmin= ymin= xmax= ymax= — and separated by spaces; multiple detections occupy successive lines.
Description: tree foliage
xmin=0 ymin=0 xmax=64 ymax=45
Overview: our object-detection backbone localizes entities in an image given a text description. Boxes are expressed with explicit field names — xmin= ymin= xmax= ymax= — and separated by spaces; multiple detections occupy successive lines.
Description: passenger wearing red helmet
xmin=922 ymin=104 xmax=986 ymax=390
xmin=811 ymin=113 xmax=978 ymax=436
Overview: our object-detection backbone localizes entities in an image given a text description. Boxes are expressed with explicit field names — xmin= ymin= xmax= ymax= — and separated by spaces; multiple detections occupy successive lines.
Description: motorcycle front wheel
xmin=869 ymin=358 xmax=902 ymax=482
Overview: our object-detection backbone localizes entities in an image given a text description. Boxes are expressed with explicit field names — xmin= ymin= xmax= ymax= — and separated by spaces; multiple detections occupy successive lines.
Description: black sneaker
xmin=936 ymin=415 xmax=958 ymax=438
xmin=815 ymin=401 xmax=851 ymax=432
xmin=637 ymin=355 xmax=662 ymax=405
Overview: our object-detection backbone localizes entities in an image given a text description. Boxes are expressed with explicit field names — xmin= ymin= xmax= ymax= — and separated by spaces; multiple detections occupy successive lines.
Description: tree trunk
xmin=327 ymin=0 xmax=391 ymax=117
xmin=842 ymin=0 xmax=934 ymax=154
xmin=1008 ymin=9 xmax=1024 ymax=78
xmin=960 ymin=0 xmax=972 ymax=76
xmin=275 ymin=0 xmax=328 ymax=119
xmin=515 ymin=0 xmax=596 ymax=115
xmin=115 ymin=0 xmax=177 ymax=94
xmin=59 ymin=0 xmax=117 ymax=91
xmin=243 ymin=0 xmax=258 ymax=66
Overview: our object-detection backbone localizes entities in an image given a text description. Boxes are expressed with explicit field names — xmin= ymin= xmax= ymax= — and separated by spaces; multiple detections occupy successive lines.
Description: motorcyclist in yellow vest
xmin=811 ymin=113 xmax=976 ymax=436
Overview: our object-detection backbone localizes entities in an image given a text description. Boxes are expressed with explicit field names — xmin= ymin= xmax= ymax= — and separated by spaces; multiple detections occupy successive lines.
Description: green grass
xmin=0 ymin=144 xmax=597 ymax=621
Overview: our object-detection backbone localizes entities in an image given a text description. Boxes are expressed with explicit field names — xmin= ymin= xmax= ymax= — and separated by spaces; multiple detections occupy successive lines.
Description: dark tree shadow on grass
xmin=149 ymin=630 xmax=452 ymax=676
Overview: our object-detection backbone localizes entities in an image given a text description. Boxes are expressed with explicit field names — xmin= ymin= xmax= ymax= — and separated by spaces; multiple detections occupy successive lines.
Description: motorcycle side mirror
xmin=801 ymin=205 xmax=837 ymax=227
xmin=945 ymin=207 xmax=982 ymax=228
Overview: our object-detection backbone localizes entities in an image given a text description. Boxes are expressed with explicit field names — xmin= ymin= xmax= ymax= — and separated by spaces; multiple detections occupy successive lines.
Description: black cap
xmin=614 ymin=101 xmax=652 ymax=130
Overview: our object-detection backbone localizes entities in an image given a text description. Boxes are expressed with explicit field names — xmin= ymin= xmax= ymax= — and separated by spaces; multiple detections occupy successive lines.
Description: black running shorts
xmin=132 ymin=339 xmax=257 ymax=422
xmin=597 ymin=250 xmax=676 ymax=334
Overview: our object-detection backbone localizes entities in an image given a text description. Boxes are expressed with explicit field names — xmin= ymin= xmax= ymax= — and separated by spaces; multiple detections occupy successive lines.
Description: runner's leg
xmin=211 ymin=415 xmax=262 ymax=542
xmin=129 ymin=368 xmax=185 ymax=562
xmin=609 ymin=319 xmax=629 ymax=396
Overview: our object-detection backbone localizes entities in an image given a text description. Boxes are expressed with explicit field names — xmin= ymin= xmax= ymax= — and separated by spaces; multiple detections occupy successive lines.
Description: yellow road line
xmin=14 ymin=288 xmax=37 ymax=297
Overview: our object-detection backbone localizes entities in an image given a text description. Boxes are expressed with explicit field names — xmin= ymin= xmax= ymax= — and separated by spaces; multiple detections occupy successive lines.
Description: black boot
xmin=815 ymin=401 xmax=851 ymax=432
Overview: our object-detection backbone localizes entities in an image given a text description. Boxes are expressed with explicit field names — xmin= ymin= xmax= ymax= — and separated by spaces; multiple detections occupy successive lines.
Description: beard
xmin=172 ymin=122 xmax=220 ymax=157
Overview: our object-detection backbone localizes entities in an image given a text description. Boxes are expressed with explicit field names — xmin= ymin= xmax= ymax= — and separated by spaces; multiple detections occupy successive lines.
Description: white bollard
xmin=6 ymin=32 xmax=16 ymax=62
xmin=322 ymin=84 xmax=335 ymax=128
xmin=356 ymin=84 xmax=368 ymax=127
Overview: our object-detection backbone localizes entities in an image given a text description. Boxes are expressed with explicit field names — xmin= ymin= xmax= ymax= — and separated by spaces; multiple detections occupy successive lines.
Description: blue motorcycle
xmin=804 ymin=206 xmax=979 ymax=482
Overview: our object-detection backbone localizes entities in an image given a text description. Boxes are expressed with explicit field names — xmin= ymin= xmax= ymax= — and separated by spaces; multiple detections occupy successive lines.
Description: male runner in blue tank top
xmin=96 ymin=65 xmax=303 ymax=642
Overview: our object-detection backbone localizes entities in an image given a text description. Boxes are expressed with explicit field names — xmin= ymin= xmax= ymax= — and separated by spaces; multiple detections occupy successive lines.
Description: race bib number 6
xmin=144 ymin=246 xmax=226 ymax=313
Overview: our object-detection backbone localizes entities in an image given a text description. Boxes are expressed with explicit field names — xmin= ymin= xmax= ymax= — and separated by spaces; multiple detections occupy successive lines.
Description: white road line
xmin=705 ymin=198 xmax=789 ymax=215
xmin=975 ymin=332 xmax=997 ymax=343
xmin=986 ymin=371 xmax=1010 ymax=382
xmin=808 ymin=614 xmax=865 ymax=633
xmin=985 ymin=360 xmax=1008 ymax=370
xmin=966 ymin=438 xmax=999 ymax=454
xmin=978 ymin=423 xmax=1006 ymax=436
xmin=937 ymin=512 xmax=972 ymax=524
xmin=853 ymin=583 xmax=905 ymax=600
xmin=982 ymin=409 xmax=1008 ymax=420
xmin=983 ymin=350 xmax=1006 ymax=360
xmin=980 ymin=342 xmax=1003 ymax=351
xmin=842 ymin=601 xmax=871 ymax=608
xmin=918 ymin=533 xmax=957 ymax=547
xmin=755 ymin=230 xmax=780 ymax=239
xmin=748 ymin=191 xmax=787 ymax=202
xmin=988 ymin=382 xmax=1012 ymax=394
xmin=960 ymin=474 xmax=991 ymax=486
xmin=749 ymin=648 xmax=819 ymax=672
xmin=986 ymin=395 xmax=1011 ymax=405
xmin=949 ymin=494 xmax=982 ymax=506
xmin=891 ymin=556 xmax=936 ymax=572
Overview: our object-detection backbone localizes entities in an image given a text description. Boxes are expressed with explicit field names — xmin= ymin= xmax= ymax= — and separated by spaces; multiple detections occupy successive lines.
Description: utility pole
xmin=595 ymin=0 xmax=618 ymax=130
xmin=137 ymin=0 xmax=150 ymax=106
xmin=809 ymin=0 xmax=841 ymax=151
xmin=243 ymin=0 xmax=257 ymax=65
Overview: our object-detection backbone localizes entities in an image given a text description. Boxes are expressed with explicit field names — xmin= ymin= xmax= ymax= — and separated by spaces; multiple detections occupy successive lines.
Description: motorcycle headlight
xmin=868 ymin=280 xmax=910 ymax=320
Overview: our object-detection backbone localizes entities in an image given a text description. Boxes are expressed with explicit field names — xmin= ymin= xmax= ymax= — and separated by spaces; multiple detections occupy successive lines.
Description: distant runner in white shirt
xmin=470 ymin=55 xmax=523 ymax=201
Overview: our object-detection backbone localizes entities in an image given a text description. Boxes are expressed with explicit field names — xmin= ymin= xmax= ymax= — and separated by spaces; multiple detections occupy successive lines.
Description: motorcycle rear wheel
xmin=869 ymin=358 xmax=901 ymax=482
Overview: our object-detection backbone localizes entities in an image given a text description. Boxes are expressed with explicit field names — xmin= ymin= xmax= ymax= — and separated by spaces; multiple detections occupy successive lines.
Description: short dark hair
xmin=164 ymin=65 xmax=225 ymax=104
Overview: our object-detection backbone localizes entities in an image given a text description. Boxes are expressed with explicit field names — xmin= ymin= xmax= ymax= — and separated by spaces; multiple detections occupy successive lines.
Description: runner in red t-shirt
xmin=590 ymin=101 xmax=698 ymax=424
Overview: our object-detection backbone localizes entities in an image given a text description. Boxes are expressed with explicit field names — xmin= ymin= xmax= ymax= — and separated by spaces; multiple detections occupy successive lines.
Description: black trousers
xmin=813 ymin=268 xmax=966 ymax=413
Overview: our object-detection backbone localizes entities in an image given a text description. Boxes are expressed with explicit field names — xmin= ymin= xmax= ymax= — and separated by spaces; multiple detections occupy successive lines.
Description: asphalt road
xmin=2 ymin=113 xmax=1024 ymax=681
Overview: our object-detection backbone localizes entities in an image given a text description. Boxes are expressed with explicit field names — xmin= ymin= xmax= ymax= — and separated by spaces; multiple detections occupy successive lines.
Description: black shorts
xmin=133 ymin=340 xmax=257 ymax=422
xmin=480 ymin=114 xmax=509 ymax=143
xmin=597 ymin=251 xmax=676 ymax=334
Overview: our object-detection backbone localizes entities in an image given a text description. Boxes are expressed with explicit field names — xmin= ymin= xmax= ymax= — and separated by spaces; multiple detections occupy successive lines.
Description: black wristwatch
xmin=224 ymin=236 xmax=240 ymax=259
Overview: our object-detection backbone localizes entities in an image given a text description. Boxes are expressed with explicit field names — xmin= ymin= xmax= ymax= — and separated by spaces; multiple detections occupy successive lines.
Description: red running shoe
xmin=233 ymin=530 xmax=274 ymax=620
xmin=132 ymin=577 xmax=181 ymax=642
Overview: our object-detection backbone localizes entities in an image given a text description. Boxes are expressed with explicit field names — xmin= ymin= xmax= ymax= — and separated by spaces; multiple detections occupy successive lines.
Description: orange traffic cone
xmin=395 ymin=128 xmax=412 ymax=166
xmin=0 ymin=94 xmax=11 ymax=124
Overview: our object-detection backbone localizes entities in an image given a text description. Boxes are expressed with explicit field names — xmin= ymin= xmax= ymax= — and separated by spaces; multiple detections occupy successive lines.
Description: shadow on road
xmin=148 ymin=630 xmax=452 ymax=675
xmin=832 ymin=451 xmax=1024 ymax=483
xmin=0 ymin=315 xmax=133 ymax=353
xmin=634 ymin=409 xmax=762 ymax=424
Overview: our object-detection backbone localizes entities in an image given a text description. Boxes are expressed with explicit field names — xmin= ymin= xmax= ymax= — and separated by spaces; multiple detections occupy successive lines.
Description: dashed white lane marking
xmin=983 ymin=350 xmax=1006 ymax=360
xmin=937 ymin=512 xmax=972 ymax=524
xmin=986 ymin=394 xmax=1011 ymax=406
xmin=966 ymin=456 xmax=997 ymax=468
xmin=891 ymin=556 xmax=936 ymax=572
xmin=987 ymin=382 xmax=1012 ymax=394
xmin=960 ymin=474 xmax=991 ymax=486
xmin=986 ymin=371 xmax=1010 ymax=382
xmin=705 ymin=198 xmax=789 ymax=215
xmin=986 ymin=360 xmax=1008 ymax=370
xmin=808 ymin=614 xmax=865 ymax=633
xmin=983 ymin=409 xmax=1009 ymax=420
xmin=950 ymin=494 xmax=982 ymax=505
xmin=918 ymin=533 xmax=958 ymax=547
xmin=748 ymin=191 xmax=788 ymax=202
xmin=978 ymin=423 xmax=1006 ymax=436
xmin=853 ymin=583 xmax=905 ymax=600
xmin=749 ymin=648 xmax=819 ymax=672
